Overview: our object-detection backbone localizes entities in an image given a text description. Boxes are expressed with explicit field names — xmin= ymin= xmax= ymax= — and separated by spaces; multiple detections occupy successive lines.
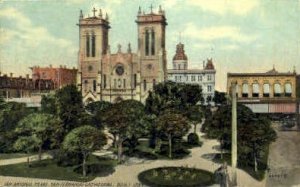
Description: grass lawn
xmin=0 ymin=155 xmax=117 ymax=182
xmin=0 ymin=153 xmax=33 ymax=160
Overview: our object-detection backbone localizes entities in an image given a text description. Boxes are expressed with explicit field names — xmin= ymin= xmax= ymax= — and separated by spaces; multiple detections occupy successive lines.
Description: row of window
xmin=174 ymin=74 xmax=213 ymax=82
xmin=176 ymin=64 xmax=187 ymax=70
xmin=238 ymin=83 xmax=292 ymax=98
xmin=83 ymin=77 xmax=156 ymax=92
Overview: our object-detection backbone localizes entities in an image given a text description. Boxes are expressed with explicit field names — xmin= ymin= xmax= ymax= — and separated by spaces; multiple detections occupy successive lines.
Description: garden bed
xmin=138 ymin=167 xmax=215 ymax=187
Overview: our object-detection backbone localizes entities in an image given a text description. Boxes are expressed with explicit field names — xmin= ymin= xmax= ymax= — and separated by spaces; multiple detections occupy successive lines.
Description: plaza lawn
xmin=0 ymin=155 xmax=117 ymax=182
xmin=0 ymin=153 xmax=33 ymax=160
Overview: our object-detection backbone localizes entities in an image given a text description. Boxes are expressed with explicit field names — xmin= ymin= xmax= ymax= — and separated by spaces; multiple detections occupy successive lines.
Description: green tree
xmin=62 ymin=125 xmax=107 ymax=176
xmin=185 ymin=105 xmax=203 ymax=133
xmin=103 ymin=100 xmax=148 ymax=163
xmin=13 ymin=136 xmax=40 ymax=166
xmin=0 ymin=102 xmax=30 ymax=153
xmin=145 ymin=82 xmax=203 ymax=149
xmin=14 ymin=113 xmax=62 ymax=161
xmin=85 ymin=101 xmax=112 ymax=128
xmin=203 ymin=104 xmax=276 ymax=171
xmin=145 ymin=81 xmax=203 ymax=115
xmin=213 ymin=91 xmax=227 ymax=105
xmin=156 ymin=110 xmax=190 ymax=158
xmin=41 ymin=94 xmax=57 ymax=115
xmin=55 ymin=85 xmax=85 ymax=133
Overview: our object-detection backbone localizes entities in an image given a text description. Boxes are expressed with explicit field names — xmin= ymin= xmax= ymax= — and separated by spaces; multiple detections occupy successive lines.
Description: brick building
xmin=31 ymin=65 xmax=77 ymax=89
xmin=0 ymin=73 xmax=54 ymax=99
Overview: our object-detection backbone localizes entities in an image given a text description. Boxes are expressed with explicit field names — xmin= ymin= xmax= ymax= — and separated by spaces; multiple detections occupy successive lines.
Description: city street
xmin=266 ymin=123 xmax=300 ymax=187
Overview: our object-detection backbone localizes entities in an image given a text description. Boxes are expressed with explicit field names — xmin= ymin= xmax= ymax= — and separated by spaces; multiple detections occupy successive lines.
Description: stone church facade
xmin=77 ymin=6 xmax=167 ymax=103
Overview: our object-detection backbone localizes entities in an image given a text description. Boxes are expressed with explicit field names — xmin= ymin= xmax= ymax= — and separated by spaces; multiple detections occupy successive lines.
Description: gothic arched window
xmin=93 ymin=80 xmax=97 ymax=92
xmin=84 ymin=80 xmax=88 ymax=92
xmin=151 ymin=29 xmax=155 ymax=55
xmin=91 ymin=33 xmax=96 ymax=57
xmin=144 ymin=80 xmax=147 ymax=91
xmin=145 ymin=30 xmax=149 ymax=56
xmin=134 ymin=74 xmax=137 ymax=88
xmin=86 ymin=34 xmax=90 ymax=57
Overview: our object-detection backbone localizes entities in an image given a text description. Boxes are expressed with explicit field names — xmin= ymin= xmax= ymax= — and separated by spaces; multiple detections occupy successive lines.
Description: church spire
xmin=79 ymin=10 xmax=83 ymax=19
xmin=99 ymin=9 xmax=102 ymax=18
xmin=159 ymin=5 xmax=163 ymax=14
xmin=92 ymin=7 xmax=97 ymax=17
xmin=117 ymin=44 xmax=122 ymax=53
xmin=105 ymin=13 xmax=109 ymax=21
xmin=138 ymin=6 xmax=142 ymax=15
xmin=127 ymin=43 xmax=132 ymax=53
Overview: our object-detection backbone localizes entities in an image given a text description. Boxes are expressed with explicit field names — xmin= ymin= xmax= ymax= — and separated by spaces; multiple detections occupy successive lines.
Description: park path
xmin=0 ymin=154 xmax=52 ymax=166
xmin=0 ymin=126 xmax=265 ymax=187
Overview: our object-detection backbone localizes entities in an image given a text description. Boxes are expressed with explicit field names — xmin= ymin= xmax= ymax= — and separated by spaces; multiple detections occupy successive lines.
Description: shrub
xmin=74 ymin=163 xmax=115 ymax=177
xmin=187 ymin=133 xmax=199 ymax=145
xmin=54 ymin=150 xmax=82 ymax=167
xmin=124 ymin=149 xmax=158 ymax=160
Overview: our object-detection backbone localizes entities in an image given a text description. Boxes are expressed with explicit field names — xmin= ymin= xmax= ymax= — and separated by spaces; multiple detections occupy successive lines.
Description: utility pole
xmin=231 ymin=81 xmax=237 ymax=186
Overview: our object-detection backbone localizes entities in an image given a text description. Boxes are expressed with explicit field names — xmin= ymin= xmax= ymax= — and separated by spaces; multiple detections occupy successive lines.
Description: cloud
xmin=193 ymin=43 xmax=213 ymax=50
xmin=65 ymin=0 xmax=85 ymax=5
xmin=221 ymin=44 xmax=239 ymax=51
xmin=87 ymin=0 xmax=123 ymax=21
xmin=183 ymin=23 xmax=258 ymax=43
xmin=162 ymin=0 xmax=179 ymax=9
xmin=187 ymin=0 xmax=259 ymax=16
xmin=0 ymin=7 xmax=76 ymax=73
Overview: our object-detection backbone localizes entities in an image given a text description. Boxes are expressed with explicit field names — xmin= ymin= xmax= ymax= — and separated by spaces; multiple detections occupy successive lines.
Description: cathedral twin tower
xmin=77 ymin=6 xmax=167 ymax=103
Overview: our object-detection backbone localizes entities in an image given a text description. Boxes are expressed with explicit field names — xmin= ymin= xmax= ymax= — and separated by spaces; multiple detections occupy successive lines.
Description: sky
xmin=0 ymin=0 xmax=299 ymax=91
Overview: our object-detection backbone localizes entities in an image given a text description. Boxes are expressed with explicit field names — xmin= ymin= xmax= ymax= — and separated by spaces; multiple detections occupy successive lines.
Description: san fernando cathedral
xmin=77 ymin=6 xmax=216 ymax=104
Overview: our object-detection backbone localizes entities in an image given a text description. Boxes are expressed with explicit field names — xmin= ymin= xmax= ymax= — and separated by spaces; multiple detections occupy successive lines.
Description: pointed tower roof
xmin=173 ymin=43 xmax=188 ymax=61
xmin=204 ymin=58 xmax=215 ymax=70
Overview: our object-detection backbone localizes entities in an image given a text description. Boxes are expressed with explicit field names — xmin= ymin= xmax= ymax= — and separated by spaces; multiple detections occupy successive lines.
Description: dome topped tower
xmin=173 ymin=43 xmax=188 ymax=70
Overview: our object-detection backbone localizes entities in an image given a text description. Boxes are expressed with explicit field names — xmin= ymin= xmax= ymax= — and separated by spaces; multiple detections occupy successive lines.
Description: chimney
xmin=26 ymin=74 xmax=29 ymax=79
xmin=10 ymin=73 xmax=13 ymax=78
xmin=60 ymin=65 xmax=62 ymax=68
xmin=203 ymin=61 xmax=205 ymax=68
xmin=50 ymin=64 xmax=52 ymax=68
xmin=0 ymin=72 xmax=2 ymax=76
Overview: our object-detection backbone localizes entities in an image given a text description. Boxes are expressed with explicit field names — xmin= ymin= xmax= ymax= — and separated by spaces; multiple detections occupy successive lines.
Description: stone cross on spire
xmin=92 ymin=7 xmax=97 ymax=17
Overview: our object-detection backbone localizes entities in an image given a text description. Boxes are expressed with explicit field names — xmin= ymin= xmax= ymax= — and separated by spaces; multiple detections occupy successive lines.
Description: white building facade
xmin=167 ymin=43 xmax=216 ymax=104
